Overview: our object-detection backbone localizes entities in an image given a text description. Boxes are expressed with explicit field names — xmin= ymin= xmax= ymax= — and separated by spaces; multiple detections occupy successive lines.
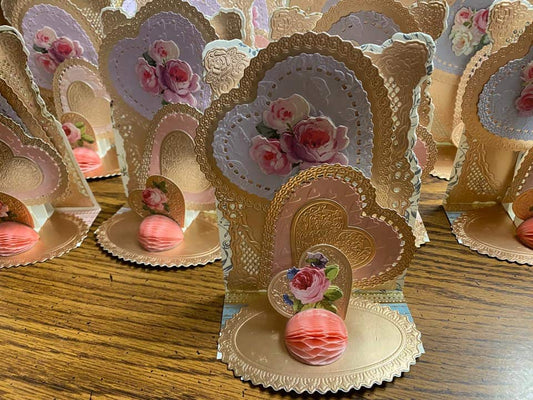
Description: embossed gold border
xmin=313 ymin=0 xmax=418 ymax=35
xmin=219 ymin=297 xmax=422 ymax=394
xmin=260 ymin=164 xmax=416 ymax=289
xmin=461 ymin=13 xmax=533 ymax=152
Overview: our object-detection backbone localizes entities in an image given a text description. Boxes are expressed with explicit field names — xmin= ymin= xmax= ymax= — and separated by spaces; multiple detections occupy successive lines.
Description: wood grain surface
xmin=0 ymin=176 xmax=532 ymax=400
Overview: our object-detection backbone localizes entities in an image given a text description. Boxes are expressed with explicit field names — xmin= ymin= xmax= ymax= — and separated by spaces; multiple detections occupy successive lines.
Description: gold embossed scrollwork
xmin=365 ymin=40 xmax=429 ymax=218
xmin=270 ymin=7 xmax=321 ymax=41
xmin=195 ymin=33 xmax=398 ymax=291
xmin=488 ymin=0 xmax=533 ymax=53
xmin=203 ymin=47 xmax=250 ymax=98
xmin=314 ymin=0 xmax=419 ymax=36
xmin=408 ymin=0 xmax=448 ymax=40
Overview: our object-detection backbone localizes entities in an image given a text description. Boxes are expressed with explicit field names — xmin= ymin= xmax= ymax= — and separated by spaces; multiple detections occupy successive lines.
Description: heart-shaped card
xmin=99 ymin=0 xmax=217 ymax=192
xmin=260 ymin=164 xmax=415 ymax=289
xmin=196 ymin=32 xmax=422 ymax=290
xmin=139 ymin=104 xmax=215 ymax=210
xmin=0 ymin=114 xmax=68 ymax=206
xmin=2 ymin=0 xmax=100 ymax=94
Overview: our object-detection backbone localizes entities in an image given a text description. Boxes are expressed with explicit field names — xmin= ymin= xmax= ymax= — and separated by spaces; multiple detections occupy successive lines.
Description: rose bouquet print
xmin=33 ymin=26 xmax=84 ymax=74
xmin=250 ymin=95 xmax=349 ymax=176
xmin=136 ymin=40 xmax=201 ymax=107
xmin=449 ymin=7 xmax=490 ymax=56
xmin=282 ymin=252 xmax=343 ymax=314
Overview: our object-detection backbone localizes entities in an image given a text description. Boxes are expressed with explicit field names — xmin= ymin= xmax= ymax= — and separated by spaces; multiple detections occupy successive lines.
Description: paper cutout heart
xmin=261 ymin=165 xmax=415 ymax=289
xmin=160 ymin=130 xmax=212 ymax=194
xmin=0 ymin=192 xmax=34 ymax=228
xmin=0 ymin=117 xmax=66 ymax=205
xmin=267 ymin=244 xmax=353 ymax=319
xmin=67 ymin=81 xmax=112 ymax=128
xmin=128 ymin=175 xmax=186 ymax=227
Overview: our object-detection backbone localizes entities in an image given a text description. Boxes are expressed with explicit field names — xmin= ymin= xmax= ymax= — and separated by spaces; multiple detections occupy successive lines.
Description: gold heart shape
xmin=67 ymin=81 xmax=112 ymax=128
xmin=0 ymin=142 xmax=43 ymax=193
xmin=291 ymin=200 xmax=376 ymax=270
xmin=128 ymin=175 xmax=186 ymax=226
xmin=160 ymin=130 xmax=212 ymax=194
xmin=260 ymin=165 xmax=416 ymax=290
xmin=267 ymin=244 xmax=352 ymax=319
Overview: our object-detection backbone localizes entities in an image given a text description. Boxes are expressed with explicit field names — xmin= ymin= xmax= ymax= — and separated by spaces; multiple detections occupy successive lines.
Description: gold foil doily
xmin=452 ymin=205 xmax=533 ymax=265
xmin=95 ymin=210 xmax=221 ymax=267
xmin=219 ymin=297 xmax=422 ymax=394
xmin=0 ymin=212 xmax=89 ymax=268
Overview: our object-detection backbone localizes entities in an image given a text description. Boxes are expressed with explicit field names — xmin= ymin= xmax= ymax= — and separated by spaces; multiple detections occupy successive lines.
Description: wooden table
xmin=1 ymin=176 xmax=532 ymax=400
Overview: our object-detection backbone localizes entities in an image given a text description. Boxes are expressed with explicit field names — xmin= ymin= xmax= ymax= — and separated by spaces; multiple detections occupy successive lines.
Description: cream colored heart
xmin=0 ymin=142 xmax=42 ymax=192
xmin=160 ymin=130 xmax=212 ymax=194
xmin=67 ymin=81 xmax=112 ymax=128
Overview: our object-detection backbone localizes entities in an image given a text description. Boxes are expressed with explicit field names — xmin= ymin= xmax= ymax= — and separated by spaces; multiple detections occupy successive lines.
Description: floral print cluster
xmin=283 ymin=252 xmax=343 ymax=314
xmin=249 ymin=94 xmax=349 ymax=176
xmin=449 ymin=7 xmax=490 ymax=57
xmin=142 ymin=180 xmax=170 ymax=214
xmin=33 ymin=26 xmax=84 ymax=74
xmin=136 ymin=40 xmax=200 ymax=107
xmin=62 ymin=121 xmax=94 ymax=148
xmin=515 ymin=61 xmax=533 ymax=117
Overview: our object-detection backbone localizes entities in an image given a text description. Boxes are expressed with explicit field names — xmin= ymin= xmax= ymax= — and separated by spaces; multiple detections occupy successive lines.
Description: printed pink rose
xmin=157 ymin=60 xmax=200 ymax=106
xmin=142 ymin=187 xmax=168 ymax=211
xmin=454 ymin=7 xmax=474 ymax=25
xmin=0 ymin=201 xmax=9 ymax=218
xmin=48 ymin=37 xmax=83 ymax=63
xmin=136 ymin=58 xmax=161 ymax=95
xmin=289 ymin=267 xmax=330 ymax=304
xmin=249 ymin=136 xmax=292 ymax=176
xmin=148 ymin=40 xmax=180 ymax=65
xmin=516 ymin=85 xmax=533 ymax=117
xmin=522 ymin=61 xmax=533 ymax=83
xmin=62 ymin=122 xmax=81 ymax=144
xmin=472 ymin=9 xmax=489 ymax=35
xmin=263 ymin=94 xmax=310 ymax=133
xmin=34 ymin=26 xmax=57 ymax=49
xmin=34 ymin=53 xmax=58 ymax=74
xmin=280 ymin=117 xmax=349 ymax=168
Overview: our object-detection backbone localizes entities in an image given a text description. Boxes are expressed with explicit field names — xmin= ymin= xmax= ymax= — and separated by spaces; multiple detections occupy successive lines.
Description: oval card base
xmin=452 ymin=205 xmax=533 ymax=265
xmin=96 ymin=209 xmax=221 ymax=267
xmin=219 ymin=297 xmax=422 ymax=394
xmin=0 ymin=212 xmax=88 ymax=268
